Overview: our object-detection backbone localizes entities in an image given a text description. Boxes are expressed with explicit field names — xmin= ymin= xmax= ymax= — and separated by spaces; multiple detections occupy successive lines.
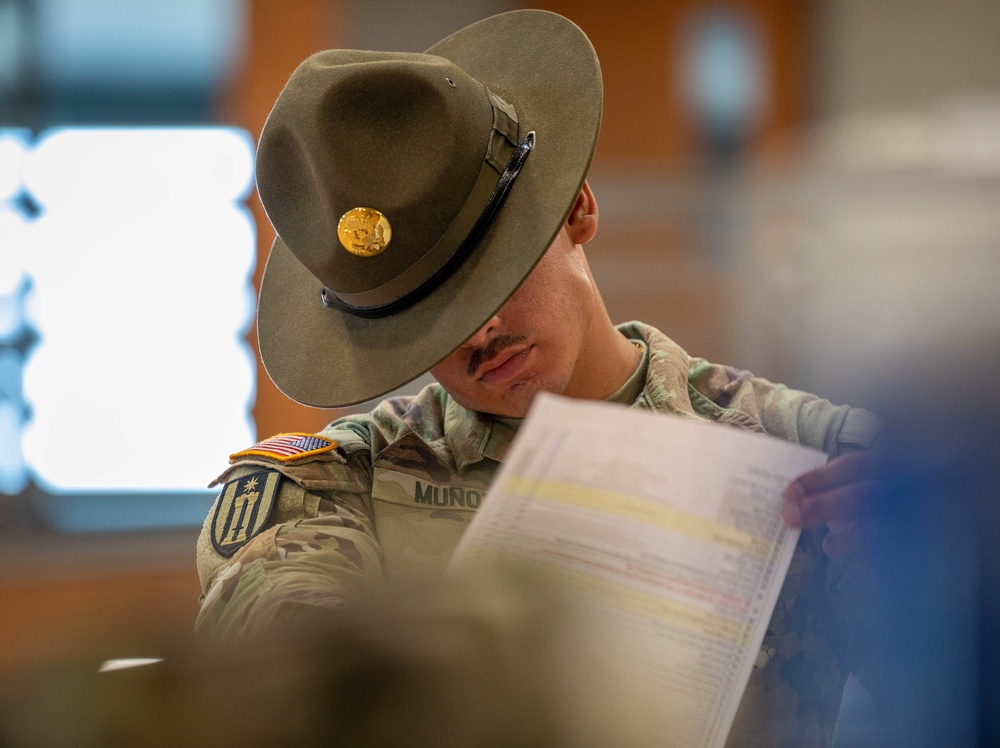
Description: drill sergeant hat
xmin=255 ymin=10 xmax=602 ymax=407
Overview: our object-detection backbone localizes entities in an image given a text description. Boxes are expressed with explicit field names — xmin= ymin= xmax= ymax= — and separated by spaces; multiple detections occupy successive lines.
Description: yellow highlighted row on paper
xmin=552 ymin=562 xmax=755 ymax=646
xmin=501 ymin=476 xmax=779 ymax=559
xmin=460 ymin=544 xmax=754 ymax=646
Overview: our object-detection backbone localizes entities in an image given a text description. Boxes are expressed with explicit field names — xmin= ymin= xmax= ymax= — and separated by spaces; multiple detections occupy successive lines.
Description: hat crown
xmin=256 ymin=51 xmax=498 ymax=296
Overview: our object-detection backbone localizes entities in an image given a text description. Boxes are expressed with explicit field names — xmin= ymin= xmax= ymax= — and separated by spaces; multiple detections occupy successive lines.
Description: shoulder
xmin=688 ymin=356 xmax=880 ymax=456
xmin=359 ymin=382 xmax=452 ymax=449
xmin=210 ymin=383 xmax=454 ymax=490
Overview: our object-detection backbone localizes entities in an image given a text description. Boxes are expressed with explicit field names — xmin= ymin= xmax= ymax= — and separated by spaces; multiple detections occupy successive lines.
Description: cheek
xmin=429 ymin=360 xmax=465 ymax=394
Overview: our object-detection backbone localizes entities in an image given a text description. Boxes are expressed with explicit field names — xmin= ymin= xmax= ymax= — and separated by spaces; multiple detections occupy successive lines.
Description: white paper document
xmin=449 ymin=393 xmax=828 ymax=748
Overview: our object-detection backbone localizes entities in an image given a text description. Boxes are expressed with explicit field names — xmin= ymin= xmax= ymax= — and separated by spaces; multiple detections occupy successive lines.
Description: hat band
xmin=321 ymin=130 xmax=535 ymax=319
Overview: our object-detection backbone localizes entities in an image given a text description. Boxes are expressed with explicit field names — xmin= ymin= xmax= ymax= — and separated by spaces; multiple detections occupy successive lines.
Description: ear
xmin=565 ymin=179 xmax=598 ymax=245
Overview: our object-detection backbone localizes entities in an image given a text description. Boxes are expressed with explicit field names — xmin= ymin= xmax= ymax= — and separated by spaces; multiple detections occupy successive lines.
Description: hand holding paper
xmin=783 ymin=449 xmax=881 ymax=558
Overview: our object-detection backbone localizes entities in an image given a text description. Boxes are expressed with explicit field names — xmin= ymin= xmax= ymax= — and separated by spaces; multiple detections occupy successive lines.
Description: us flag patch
xmin=230 ymin=432 xmax=338 ymax=463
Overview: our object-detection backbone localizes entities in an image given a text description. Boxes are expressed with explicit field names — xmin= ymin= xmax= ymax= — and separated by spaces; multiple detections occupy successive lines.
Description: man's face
xmin=430 ymin=227 xmax=598 ymax=417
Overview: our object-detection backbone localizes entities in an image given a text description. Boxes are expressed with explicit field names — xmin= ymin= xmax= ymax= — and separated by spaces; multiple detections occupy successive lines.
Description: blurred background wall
xmin=1 ymin=0 xmax=998 ymax=741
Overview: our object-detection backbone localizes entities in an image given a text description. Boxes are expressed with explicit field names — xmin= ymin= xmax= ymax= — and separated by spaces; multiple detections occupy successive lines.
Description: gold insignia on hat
xmin=337 ymin=207 xmax=392 ymax=257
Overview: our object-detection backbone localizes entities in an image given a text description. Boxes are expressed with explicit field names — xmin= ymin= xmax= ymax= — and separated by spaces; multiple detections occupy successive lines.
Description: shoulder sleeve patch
xmin=210 ymin=470 xmax=282 ymax=557
xmin=229 ymin=433 xmax=338 ymax=463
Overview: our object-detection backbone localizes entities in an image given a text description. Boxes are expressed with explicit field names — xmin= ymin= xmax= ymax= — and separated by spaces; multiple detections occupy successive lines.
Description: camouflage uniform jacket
xmin=196 ymin=320 xmax=880 ymax=746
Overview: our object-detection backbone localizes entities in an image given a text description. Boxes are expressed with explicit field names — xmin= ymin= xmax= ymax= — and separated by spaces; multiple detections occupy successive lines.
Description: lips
xmin=478 ymin=345 xmax=533 ymax=385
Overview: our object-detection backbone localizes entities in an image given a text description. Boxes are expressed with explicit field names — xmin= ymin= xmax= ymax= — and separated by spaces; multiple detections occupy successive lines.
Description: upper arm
xmin=194 ymin=447 xmax=384 ymax=641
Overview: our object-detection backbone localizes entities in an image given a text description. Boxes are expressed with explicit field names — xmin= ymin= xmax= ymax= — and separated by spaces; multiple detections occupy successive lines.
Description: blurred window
xmin=1 ymin=126 xmax=256 ymax=527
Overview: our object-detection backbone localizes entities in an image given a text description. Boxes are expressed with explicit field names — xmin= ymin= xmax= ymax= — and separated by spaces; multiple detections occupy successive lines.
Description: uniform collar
xmin=442 ymin=393 xmax=517 ymax=471
xmin=617 ymin=321 xmax=700 ymax=419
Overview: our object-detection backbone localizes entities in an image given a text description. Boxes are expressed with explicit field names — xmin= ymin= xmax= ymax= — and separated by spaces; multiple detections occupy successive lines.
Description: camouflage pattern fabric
xmin=196 ymin=320 xmax=880 ymax=746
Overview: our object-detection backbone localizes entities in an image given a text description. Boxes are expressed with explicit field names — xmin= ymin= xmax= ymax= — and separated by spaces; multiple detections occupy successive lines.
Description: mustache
xmin=467 ymin=335 xmax=527 ymax=377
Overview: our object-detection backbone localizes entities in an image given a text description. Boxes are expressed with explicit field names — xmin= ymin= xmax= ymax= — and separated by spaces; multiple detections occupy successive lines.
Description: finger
xmin=790 ymin=480 xmax=881 ymax=528
xmin=784 ymin=450 xmax=881 ymax=501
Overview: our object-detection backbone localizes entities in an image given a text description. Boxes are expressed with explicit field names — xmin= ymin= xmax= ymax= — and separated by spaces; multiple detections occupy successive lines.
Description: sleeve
xmin=194 ymin=449 xmax=384 ymax=642
xmin=688 ymin=357 xmax=882 ymax=458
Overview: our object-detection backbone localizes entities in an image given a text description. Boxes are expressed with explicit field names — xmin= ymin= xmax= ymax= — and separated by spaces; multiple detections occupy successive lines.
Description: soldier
xmin=196 ymin=10 xmax=882 ymax=746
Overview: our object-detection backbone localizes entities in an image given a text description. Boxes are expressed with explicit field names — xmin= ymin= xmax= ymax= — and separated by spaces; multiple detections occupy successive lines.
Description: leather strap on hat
xmin=321 ymin=96 xmax=535 ymax=319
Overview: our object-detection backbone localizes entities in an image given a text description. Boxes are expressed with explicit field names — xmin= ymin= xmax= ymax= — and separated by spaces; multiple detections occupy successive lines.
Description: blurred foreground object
xmin=841 ymin=333 xmax=1000 ymax=746
xmin=0 ymin=567 xmax=654 ymax=748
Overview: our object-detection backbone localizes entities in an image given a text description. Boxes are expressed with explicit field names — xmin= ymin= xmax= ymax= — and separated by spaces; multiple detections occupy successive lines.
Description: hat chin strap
xmin=321 ymin=130 xmax=535 ymax=320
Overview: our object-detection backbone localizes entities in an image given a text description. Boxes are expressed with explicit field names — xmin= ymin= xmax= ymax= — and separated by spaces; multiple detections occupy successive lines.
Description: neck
xmin=563 ymin=305 xmax=640 ymax=402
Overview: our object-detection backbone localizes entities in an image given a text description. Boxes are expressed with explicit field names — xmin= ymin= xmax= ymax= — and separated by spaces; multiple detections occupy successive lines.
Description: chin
xmin=452 ymin=374 xmax=551 ymax=418
xmin=499 ymin=376 xmax=548 ymax=417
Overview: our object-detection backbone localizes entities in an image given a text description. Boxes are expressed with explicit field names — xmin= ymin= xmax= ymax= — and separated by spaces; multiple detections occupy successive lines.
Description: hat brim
xmin=257 ymin=9 xmax=602 ymax=408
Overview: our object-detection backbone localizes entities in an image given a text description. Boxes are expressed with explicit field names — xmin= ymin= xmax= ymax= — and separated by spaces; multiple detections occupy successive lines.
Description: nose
xmin=462 ymin=314 xmax=501 ymax=350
